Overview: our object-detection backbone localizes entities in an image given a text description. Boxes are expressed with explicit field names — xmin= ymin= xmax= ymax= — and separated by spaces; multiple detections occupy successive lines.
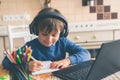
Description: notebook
xmin=32 ymin=61 xmax=59 ymax=75
xmin=52 ymin=40 xmax=120 ymax=80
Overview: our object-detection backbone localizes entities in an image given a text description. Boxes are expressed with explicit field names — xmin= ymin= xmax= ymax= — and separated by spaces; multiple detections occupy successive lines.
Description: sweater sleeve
xmin=66 ymin=39 xmax=91 ymax=64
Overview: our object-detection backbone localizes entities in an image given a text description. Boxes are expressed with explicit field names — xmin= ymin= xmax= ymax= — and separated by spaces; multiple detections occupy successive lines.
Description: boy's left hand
xmin=50 ymin=58 xmax=71 ymax=69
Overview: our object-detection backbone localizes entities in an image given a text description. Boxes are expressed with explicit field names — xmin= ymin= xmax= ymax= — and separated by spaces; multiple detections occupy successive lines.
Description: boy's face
xmin=38 ymin=29 xmax=61 ymax=47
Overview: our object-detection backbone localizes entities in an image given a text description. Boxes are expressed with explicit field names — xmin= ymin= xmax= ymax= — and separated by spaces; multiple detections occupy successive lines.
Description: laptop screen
xmin=87 ymin=40 xmax=120 ymax=80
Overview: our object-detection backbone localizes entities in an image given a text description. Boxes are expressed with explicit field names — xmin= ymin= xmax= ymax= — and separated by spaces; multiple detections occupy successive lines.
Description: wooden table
xmin=0 ymin=64 xmax=61 ymax=80
xmin=1 ymin=64 xmax=120 ymax=80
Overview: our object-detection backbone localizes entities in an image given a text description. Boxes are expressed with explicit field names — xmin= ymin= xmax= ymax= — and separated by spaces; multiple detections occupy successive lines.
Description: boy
xmin=2 ymin=8 xmax=91 ymax=72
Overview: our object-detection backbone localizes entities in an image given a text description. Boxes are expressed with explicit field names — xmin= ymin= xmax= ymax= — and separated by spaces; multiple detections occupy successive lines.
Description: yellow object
xmin=0 ymin=74 xmax=10 ymax=80
xmin=27 ymin=50 xmax=32 ymax=61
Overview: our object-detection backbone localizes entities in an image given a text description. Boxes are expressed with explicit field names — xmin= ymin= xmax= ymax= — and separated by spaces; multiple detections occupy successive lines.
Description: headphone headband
xmin=40 ymin=11 xmax=67 ymax=23
xmin=29 ymin=8 xmax=69 ymax=37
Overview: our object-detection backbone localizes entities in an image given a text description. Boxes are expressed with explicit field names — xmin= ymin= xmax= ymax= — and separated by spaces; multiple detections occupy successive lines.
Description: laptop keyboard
xmin=66 ymin=66 xmax=91 ymax=80
xmin=52 ymin=60 xmax=94 ymax=80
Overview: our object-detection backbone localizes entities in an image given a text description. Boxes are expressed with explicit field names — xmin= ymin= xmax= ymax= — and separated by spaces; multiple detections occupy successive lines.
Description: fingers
xmin=50 ymin=58 xmax=71 ymax=69
xmin=29 ymin=60 xmax=43 ymax=72
xmin=37 ymin=61 xmax=43 ymax=67
xmin=50 ymin=62 xmax=67 ymax=69
xmin=50 ymin=62 xmax=62 ymax=69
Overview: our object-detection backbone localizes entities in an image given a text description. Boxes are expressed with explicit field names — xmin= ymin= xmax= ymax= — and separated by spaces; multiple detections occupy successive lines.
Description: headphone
xmin=29 ymin=8 xmax=69 ymax=37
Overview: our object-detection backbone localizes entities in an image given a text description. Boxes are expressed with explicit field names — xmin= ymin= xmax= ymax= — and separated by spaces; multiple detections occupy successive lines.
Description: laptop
xmin=52 ymin=40 xmax=120 ymax=80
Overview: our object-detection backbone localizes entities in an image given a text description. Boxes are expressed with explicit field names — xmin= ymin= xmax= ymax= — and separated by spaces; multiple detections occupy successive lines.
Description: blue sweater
xmin=2 ymin=37 xmax=91 ymax=70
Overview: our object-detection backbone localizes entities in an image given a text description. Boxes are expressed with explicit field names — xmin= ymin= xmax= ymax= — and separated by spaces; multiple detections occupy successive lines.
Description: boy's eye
xmin=52 ymin=34 xmax=57 ymax=37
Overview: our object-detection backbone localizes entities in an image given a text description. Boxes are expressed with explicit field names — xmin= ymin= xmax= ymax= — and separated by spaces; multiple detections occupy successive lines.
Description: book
xmin=31 ymin=61 xmax=59 ymax=75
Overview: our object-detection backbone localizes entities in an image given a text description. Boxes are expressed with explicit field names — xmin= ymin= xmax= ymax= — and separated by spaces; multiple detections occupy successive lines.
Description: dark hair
xmin=37 ymin=17 xmax=64 ymax=34
xmin=29 ymin=8 xmax=68 ymax=37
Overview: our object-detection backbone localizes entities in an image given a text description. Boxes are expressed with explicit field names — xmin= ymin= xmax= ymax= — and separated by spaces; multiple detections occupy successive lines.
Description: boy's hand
xmin=29 ymin=60 xmax=43 ymax=72
xmin=50 ymin=58 xmax=71 ymax=69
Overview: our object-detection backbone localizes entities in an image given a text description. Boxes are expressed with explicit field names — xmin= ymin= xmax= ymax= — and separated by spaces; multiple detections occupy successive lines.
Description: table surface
xmin=0 ymin=64 xmax=61 ymax=80
xmin=1 ymin=64 xmax=120 ymax=80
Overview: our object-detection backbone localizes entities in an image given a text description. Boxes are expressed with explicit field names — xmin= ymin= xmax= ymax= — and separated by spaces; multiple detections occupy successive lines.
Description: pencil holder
xmin=4 ymin=46 xmax=33 ymax=80
xmin=10 ymin=62 xmax=32 ymax=80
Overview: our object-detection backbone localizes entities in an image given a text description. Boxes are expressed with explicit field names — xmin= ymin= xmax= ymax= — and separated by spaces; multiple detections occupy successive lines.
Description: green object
xmin=17 ymin=48 xmax=21 ymax=55
xmin=0 ymin=74 xmax=10 ymax=80
xmin=28 ymin=75 xmax=33 ymax=80
xmin=16 ymin=55 xmax=22 ymax=64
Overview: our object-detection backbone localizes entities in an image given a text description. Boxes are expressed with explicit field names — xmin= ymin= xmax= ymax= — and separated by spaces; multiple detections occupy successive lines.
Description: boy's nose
xmin=47 ymin=36 xmax=52 ymax=42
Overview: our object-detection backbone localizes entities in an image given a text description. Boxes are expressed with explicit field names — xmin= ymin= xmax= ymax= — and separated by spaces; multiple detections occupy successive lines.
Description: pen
xmin=15 ymin=65 xmax=28 ymax=80
xmin=30 ymin=56 xmax=37 ymax=61
xmin=23 ymin=54 xmax=27 ymax=63
xmin=16 ymin=55 xmax=27 ymax=78
xmin=25 ymin=46 xmax=31 ymax=55
xmin=12 ymin=49 xmax=16 ymax=61
xmin=16 ymin=55 xmax=22 ymax=64
xmin=17 ymin=48 xmax=21 ymax=55
xmin=27 ymin=50 xmax=32 ymax=61
xmin=13 ymin=66 xmax=24 ymax=80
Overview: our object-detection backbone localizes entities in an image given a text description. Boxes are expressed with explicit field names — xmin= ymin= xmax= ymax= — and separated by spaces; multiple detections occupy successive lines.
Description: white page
xmin=32 ymin=61 xmax=59 ymax=75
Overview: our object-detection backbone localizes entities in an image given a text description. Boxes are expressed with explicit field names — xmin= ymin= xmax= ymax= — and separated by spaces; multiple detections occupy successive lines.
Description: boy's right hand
xmin=28 ymin=60 xmax=43 ymax=72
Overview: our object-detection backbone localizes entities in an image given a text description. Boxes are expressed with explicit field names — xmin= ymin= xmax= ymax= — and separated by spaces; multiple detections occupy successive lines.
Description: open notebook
xmin=52 ymin=40 xmax=120 ymax=80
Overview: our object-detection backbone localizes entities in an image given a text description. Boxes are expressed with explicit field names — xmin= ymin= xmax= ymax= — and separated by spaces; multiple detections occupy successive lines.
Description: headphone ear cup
xmin=29 ymin=23 xmax=33 ymax=34
xmin=29 ymin=16 xmax=39 ymax=36
xmin=60 ymin=24 xmax=69 ymax=37
xmin=60 ymin=29 xmax=65 ymax=37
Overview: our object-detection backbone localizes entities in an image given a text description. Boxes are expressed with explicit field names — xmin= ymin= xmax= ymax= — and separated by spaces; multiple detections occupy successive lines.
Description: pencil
xmin=7 ymin=51 xmax=16 ymax=64
xmin=30 ymin=56 xmax=37 ymax=61
xmin=4 ymin=51 xmax=13 ymax=63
